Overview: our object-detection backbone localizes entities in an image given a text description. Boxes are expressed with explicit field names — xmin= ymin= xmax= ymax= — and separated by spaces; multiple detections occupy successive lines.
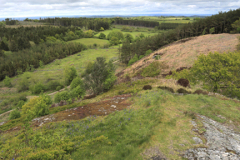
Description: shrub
xmin=109 ymin=36 xmax=119 ymax=45
xmin=17 ymin=76 xmax=29 ymax=92
xmin=158 ymin=86 xmax=174 ymax=93
xmin=99 ymin=33 xmax=106 ymax=39
xmin=64 ymin=66 xmax=77 ymax=86
xmin=107 ymin=30 xmax=124 ymax=40
xmin=70 ymin=85 xmax=85 ymax=99
xmin=193 ymin=89 xmax=209 ymax=95
xmin=56 ymin=86 xmax=62 ymax=91
xmin=54 ymin=91 xmax=70 ymax=103
xmin=143 ymin=85 xmax=152 ymax=90
xmin=30 ymin=82 xmax=46 ymax=94
xmin=46 ymin=80 xmax=63 ymax=91
xmin=34 ymin=95 xmax=51 ymax=117
xmin=3 ymin=76 xmax=12 ymax=87
xmin=128 ymin=54 xmax=139 ymax=66
xmin=21 ymin=95 xmax=51 ymax=118
xmin=70 ymin=77 xmax=83 ymax=90
xmin=103 ymin=72 xmax=117 ymax=90
xmin=84 ymin=57 xmax=116 ymax=94
xmin=124 ymin=33 xmax=134 ymax=43
xmin=139 ymin=55 xmax=145 ymax=59
xmin=141 ymin=61 xmax=161 ymax=77
xmin=177 ymin=78 xmax=190 ymax=88
xmin=85 ymin=30 xmax=94 ymax=38
xmin=177 ymin=88 xmax=191 ymax=94
xmin=81 ymin=61 xmax=94 ymax=77
xmin=39 ymin=60 xmax=44 ymax=68
xmin=145 ymin=49 xmax=152 ymax=56
xmin=17 ymin=100 xmax=25 ymax=109
xmin=9 ymin=109 xmax=21 ymax=120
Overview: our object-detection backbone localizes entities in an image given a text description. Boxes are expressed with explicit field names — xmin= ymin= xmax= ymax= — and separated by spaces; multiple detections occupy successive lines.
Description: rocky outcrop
xmin=184 ymin=115 xmax=240 ymax=160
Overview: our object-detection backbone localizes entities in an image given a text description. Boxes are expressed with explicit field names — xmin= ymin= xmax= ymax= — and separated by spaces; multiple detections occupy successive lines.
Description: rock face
xmin=177 ymin=78 xmax=190 ymax=88
xmin=184 ymin=115 xmax=240 ymax=160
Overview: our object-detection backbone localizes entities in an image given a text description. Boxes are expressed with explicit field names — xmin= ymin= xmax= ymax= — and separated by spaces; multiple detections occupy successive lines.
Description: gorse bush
xmin=141 ymin=61 xmax=161 ymax=77
xmin=17 ymin=100 xmax=25 ymax=109
xmin=3 ymin=76 xmax=12 ymax=87
xmin=17 ymin=76 xmax=29 ymax=92
xmin=64 ymin=66 xmax=77 ymax=86
xmin=145 ymin=49 xmax=152 ymax=56
xmin=46 ymin=80 xmax=63 ymax=91
xmin=54 ymin=91 xmax=70 ymax=103
xmin=107 ymin=30 xmax=124 ymax=41
xmin=9 ymin=109 xmax=21 ymax=120
xmin=70 ymin=85 xmax=85 ymax=99
xmin=30 ymin=82 xmax=45 ymax=94
xmin=21 ymin=95 xmax=52 ymax=118
xmin=128 ymin=54 xmax=139 ymax=66
xmin=99 ymin=33 xmax=106 ymax=39
xmin=70 ymin=77 xmax=83 ymax=90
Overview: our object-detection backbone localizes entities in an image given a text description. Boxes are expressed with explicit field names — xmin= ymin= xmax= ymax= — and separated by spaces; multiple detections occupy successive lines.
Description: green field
xmin=126 ymin=16 xmax=197 ymax=24
xmin=69 ymin=38 xmax=110 ymax=46
xmin=95 ymin=28 xmax=160 ymax=38
xmin=0 ymin=47 xmax=119 ymax=94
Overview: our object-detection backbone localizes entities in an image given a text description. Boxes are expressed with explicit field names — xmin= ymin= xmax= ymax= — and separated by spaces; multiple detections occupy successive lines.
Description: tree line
xmin=158 ymin=23 xmax=185 ymax=30
xmin=39 ymin=17 xmax=112 ymax=31
xmin=0 ymin=42 xmax=87 ymax=81
xmin=0 ymin=25 xmax=81 ymax=52
xmin=120 ymin=9 xmax=240 ymax=64
xmin=5 ymin=18 xmax=18 ymax=25
xmin=114 ymin=19 xmax=159 ymax=28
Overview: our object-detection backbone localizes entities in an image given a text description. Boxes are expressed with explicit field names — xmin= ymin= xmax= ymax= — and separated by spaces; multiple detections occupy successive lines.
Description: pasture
xmin=69 ymin=38 xmax=109 ymax=46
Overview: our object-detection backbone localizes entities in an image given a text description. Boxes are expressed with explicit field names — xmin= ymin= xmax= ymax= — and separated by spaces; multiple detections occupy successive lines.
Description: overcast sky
xmin=0 ymin=0 xmax=240 ymax=18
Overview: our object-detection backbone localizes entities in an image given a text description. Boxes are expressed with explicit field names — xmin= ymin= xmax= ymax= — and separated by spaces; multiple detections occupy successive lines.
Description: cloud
xmin=0 ymin=0 xmax=239 ymax=18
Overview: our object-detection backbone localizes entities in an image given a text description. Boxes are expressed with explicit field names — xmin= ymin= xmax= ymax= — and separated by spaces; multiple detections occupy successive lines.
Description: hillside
xmin=118 ymin=33 xmax=239 ymax=82
xmin=1 ymin=31 xmax=240 ymax=159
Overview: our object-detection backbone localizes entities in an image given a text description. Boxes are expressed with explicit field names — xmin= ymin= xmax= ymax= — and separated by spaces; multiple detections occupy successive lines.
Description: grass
xmin=94 ymin=28 xmax=160 ymax=38
xmin=1 ymin=81 xmax=240 ymax=159
xmin=126 ymin=16 xmax=196 ymax=24
xmin=1 ymin=47 xmax=119 ymax=88
xmin=0 ymin=77 xmax=240 ymax=159
xmin=68 ymin=38 xmax=109 ymax=47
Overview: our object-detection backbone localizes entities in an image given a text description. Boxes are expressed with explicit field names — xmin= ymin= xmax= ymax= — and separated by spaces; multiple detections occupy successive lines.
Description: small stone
xmin=193 ymin=137 xmax=203 ymax=144
xmin=111 ymin=105 xmax=116 ymax=108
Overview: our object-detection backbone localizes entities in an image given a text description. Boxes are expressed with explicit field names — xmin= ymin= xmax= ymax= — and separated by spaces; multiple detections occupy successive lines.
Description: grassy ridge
xmin=1 ymin=78 xmax=240 ymax=159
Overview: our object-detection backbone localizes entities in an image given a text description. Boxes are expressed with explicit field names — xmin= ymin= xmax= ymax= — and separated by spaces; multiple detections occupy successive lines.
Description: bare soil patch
xmin=31 ymin=94 xmax=132 ymax=127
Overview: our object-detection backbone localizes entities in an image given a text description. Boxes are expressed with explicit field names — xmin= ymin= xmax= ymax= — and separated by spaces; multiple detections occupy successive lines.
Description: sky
xmin=0 ymin=0 xmax=240 ymax=18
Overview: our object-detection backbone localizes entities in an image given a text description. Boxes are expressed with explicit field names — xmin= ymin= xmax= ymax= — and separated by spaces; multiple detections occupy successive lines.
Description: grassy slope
xmin=0 ymin=78 xmax=240 ymax=159
xmin=68 ymin=38 xmax=109 ymax=46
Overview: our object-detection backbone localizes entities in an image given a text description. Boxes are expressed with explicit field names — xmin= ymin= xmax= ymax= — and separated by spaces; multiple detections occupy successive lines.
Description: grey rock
xmin=193 ymin=137 xmax=203 ymax=144
xmin=183 ymin=115 xmax=240 ymax=160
